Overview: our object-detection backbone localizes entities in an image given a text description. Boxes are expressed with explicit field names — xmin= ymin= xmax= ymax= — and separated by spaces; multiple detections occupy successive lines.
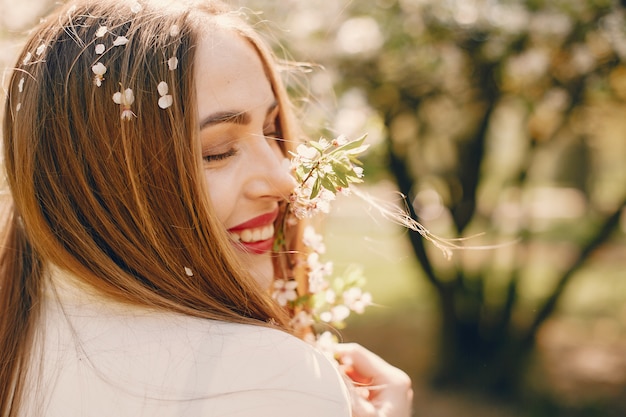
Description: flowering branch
xmin=272 ymin=134 xmax=372 ymax=348
xmin=289 ymin=134 xmax=368 ymax=219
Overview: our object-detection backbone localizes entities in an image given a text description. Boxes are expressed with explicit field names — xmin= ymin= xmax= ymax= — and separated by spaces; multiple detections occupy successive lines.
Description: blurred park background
xmin=2 ymin=0 xmax=626 ymax=415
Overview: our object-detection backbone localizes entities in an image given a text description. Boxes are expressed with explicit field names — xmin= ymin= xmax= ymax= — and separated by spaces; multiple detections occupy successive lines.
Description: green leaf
xmin=310 ymin=178 xmax=322 ymax=199
xmin=329 ymin=134 xmax=368 ymax=154
xmin=321 ymin=176 xmax=338 ymax=193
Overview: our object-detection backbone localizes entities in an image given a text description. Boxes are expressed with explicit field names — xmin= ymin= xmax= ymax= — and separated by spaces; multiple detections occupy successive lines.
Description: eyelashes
xmin=203 ymin=147 xmax=238 ymax=163
xmin=202 ymin=115 xmax=282 ymax=164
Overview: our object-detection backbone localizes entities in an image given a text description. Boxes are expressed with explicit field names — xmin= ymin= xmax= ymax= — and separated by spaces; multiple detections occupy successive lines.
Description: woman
xmin=0 ymin=0 xmax=412 ymax=416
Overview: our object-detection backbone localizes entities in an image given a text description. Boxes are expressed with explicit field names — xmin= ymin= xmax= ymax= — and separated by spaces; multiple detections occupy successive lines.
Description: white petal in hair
xmin=130 ymin=1 xmax=142 ymax=13
xmin=95 ymin=26 xmax=107 ymax=37
xmin=113 ymin=88 xmax=135 ymax=105
xmin=113 ymin=88 xmax=136 ymax=120
xmin=113 ymin=36 xmax=129 ymax=46
xmin=167 ymin=56 xmax=178 ymax=71
xmin=158 ymin=95 xmax=173 ymax=109
xmin=92 ymin=62 xmax=107 ymax=87
xmin=157 ymin=81 xmax=169 ymax=96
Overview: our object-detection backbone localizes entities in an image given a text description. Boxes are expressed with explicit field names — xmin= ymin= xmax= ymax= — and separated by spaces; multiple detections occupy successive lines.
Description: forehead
xmin=194 ymin=27 xmax=274 ymax=117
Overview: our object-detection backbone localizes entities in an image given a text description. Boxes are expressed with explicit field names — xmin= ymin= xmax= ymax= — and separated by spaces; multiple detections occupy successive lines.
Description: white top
xmin=22 ymin=267 xmax=351 ymax=416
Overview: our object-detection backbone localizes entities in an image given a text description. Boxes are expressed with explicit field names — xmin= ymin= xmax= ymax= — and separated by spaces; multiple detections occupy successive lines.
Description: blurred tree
xmin=331 ymin=0 xmax=626 ymax=396
xmin=245 ymin=0 xmax=626 ymax=399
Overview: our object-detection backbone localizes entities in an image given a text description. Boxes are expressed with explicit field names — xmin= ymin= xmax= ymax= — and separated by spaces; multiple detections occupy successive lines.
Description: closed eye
xmin=203 ymin=147 xmax=238 ymax=163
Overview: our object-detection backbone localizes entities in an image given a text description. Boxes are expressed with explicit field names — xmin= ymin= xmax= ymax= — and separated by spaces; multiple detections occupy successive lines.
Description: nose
xmin=244 ymin=137 xmax=297 ymax=201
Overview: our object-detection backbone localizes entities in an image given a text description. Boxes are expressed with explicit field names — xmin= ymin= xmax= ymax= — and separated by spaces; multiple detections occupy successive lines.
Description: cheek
xmin=269 ymin=138 xmax=285 ymax=159
xmin=203 ymin=169 xmax=237 ymax=225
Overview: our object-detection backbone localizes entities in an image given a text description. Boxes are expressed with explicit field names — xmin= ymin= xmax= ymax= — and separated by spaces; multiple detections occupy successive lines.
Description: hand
xmin=334 ymin=343 xmax=413 ymax=417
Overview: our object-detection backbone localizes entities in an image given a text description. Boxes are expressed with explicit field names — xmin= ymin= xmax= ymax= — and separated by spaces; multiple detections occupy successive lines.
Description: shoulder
xmin=188 ymin=321 xmax=353 ymax=415
xmin=36 ymin=272 xmax=351 ymax=416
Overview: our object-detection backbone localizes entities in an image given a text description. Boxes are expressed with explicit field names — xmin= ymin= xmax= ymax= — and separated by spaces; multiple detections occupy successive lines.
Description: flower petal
xmin=158 ymin=95 xmax=173 ymax=109
xmin=95 ymin=43 xmax=105 ymax=54
xmin=157 ymin=81 xmax=169 ymax=96
xmin=95 ymin=26 xmax=107 ymax=37
xmin=130 ymin=1 xmax=142 ymax=13
xmin=167 ymin=56 xmax=178 ymax=71
xmin=123 ymin=88 xmax=134 ymax=105
xmin=91 ymin=62 xmax=107 ymax=75
xmin=113 ymin=36 xmax=129 ymax=46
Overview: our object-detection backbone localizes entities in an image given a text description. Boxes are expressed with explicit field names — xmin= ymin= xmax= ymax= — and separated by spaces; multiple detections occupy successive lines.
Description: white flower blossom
xmin=302 ymin=226 xmax=326 ymax=254
xmin=35 ymin=44 xmax=46 ymax=56
xmin=320 ymin=305 xmax=350 ymax=324
xmin=290 ymin=184 xmax=336 ymax=219
xmin=332 ymin=134 xmax=348 ymax=146
xmin=314 ymin=189 xmax=335 ymax=213
xmin=290 ymin=311 xmax=314 ymax=330
xmin=342 ymin=287 xmax=372 ymax=314
xmin=91 ymin=62 xmax=107 ymax=87
xmin=184 ymin=267 xmax=193 ymax=277
xmin=18 ymin=77 xmax=24 ymax=93
xmin=112 ymin=88 xmax=136 ymax=121
xmin=157 ymin=81 xmax=173 ymax=109
xmin=22 ymin=52 xmax=32 ymax=65
xmin=272 ymin=279 xmax=298 ymax=306
xmin=314 ymin=331 xmax=338 ymax=356
xmin=95 ymin=43 xmax=105 ymax=54
xmin=324 ymin=288 xmax=337 ymax=304
xmin=307 ymin=252 xmax=332 ymax=293
xmin=169 ymin=24 xmax=180 ymax=37
xmin=296 ymin=143 xmax=318 ymax=160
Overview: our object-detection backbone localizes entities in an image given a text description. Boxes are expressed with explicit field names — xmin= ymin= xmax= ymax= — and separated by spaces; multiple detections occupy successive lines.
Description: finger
xmin=349 ymin=390 xmax=377 ymax=417
xmin=334 ymin=343 xmax=390 ymax=381
xmin=343 ymin=364 xmax=374 ymax=385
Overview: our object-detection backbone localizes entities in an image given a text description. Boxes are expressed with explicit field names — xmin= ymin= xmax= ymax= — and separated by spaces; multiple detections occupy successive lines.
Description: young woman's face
xmin=195 ymin=28 xmax=295 ymax=290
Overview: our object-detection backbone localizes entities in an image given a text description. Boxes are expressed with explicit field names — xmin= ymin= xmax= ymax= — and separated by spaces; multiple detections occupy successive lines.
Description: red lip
xmin=236 ymin=239 xmax=275 ymax=255
xmin=227 ymin=207 xmax=280 ymax=232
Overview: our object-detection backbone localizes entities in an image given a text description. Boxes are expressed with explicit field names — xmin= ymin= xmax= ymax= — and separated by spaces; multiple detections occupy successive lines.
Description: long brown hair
xmin=0 ymin=0 xmax=304 ymax=414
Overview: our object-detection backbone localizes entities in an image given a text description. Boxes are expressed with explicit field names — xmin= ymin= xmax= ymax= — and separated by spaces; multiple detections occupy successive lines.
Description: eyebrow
xmin=199 ymin=101 xmax=278 ymax=131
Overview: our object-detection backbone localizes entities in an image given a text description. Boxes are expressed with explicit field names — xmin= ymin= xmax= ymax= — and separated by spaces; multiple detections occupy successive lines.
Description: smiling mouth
xmin=227 ymin=209 xmax=279 ymax=255
xmin=229 ymin=224 xmax=275 ymax=244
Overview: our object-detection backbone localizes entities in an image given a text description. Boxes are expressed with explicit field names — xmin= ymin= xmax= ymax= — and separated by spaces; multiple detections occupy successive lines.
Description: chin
xmin=247 ymin=259 xmax=274 ymax=290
